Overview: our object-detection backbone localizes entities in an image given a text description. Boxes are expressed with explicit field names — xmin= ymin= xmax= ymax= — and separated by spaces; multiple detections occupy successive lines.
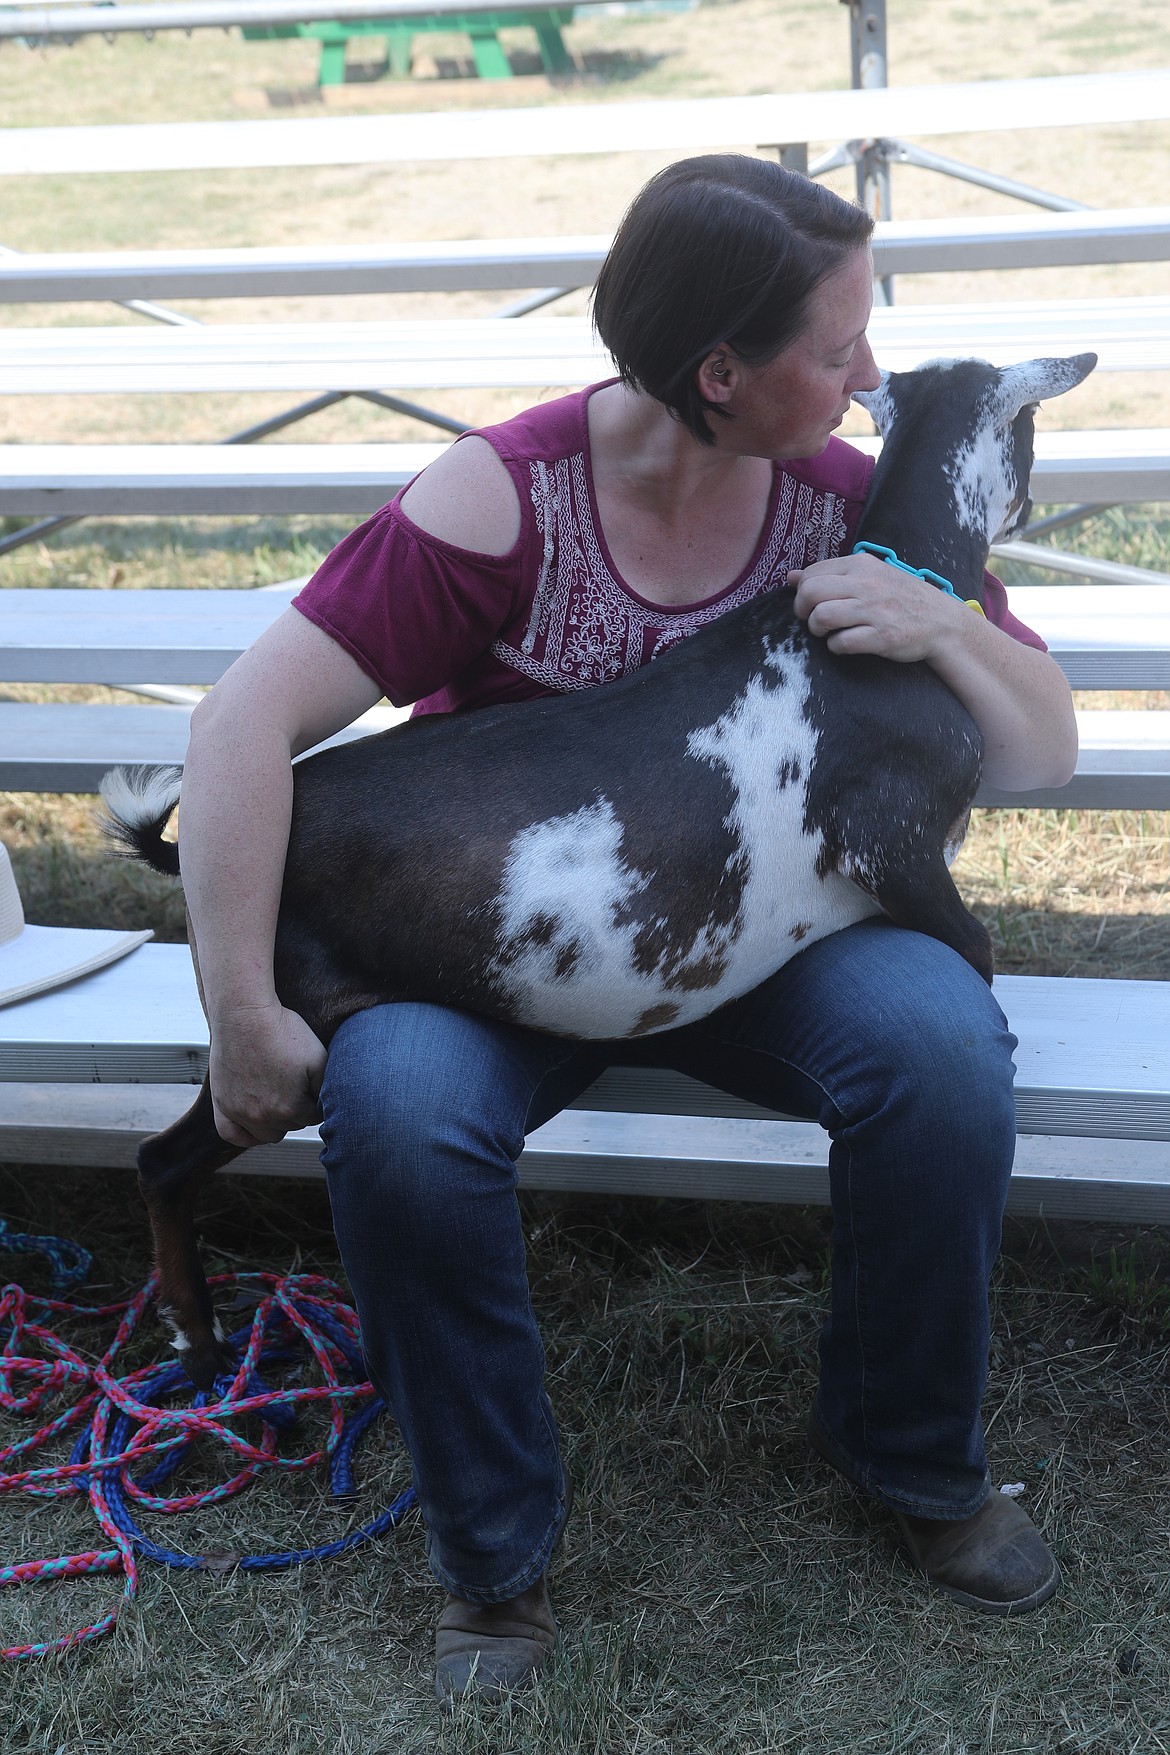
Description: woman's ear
xmin=697 ymin=347 xmax=737 ymax=405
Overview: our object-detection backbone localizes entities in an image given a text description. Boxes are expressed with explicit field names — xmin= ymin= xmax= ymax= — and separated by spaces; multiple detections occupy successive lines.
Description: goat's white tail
xmin=99 ymin=764 xmax=183 ymax=878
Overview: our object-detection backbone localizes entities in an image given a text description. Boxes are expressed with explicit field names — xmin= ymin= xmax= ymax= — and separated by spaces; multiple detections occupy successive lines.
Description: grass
xmin=1 ymin=1170 xmax=1169 ymax=1752
xmin=960 ymin=806 xmax=1170 ymax=980
xmin=3 ymin=0 xmax=1170 ymax=1747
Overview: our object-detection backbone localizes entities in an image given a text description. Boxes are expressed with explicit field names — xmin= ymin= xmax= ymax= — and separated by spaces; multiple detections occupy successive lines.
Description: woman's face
xmin=712 ymin=249 xmax=883 ymax=460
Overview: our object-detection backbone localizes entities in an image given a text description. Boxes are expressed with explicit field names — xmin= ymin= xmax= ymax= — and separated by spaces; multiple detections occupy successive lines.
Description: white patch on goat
xmin=490 ymin=645 xmax=881 ymax=1037
xmin=945 ymin=420 xmax=1014 ymax=542
xmin=851 ymin=378 xmax=897 ymax=432
xmin=160 ymin=1304 xmax=225 ymax=1355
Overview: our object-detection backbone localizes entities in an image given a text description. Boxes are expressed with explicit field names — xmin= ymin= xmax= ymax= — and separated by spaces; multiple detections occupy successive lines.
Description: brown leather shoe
xmin=807 ymin=1413 xmax=1059 ymax=1615
xmin=895 ymin=1494 xmax=1060 ymax=1616
xmin=434 ymin=1574 xmax=558 ymax=1704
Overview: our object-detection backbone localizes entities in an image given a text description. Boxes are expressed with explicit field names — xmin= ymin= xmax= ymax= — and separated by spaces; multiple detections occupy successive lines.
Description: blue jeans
xmin=319 ymin=919 xmax=1018 ymax=1602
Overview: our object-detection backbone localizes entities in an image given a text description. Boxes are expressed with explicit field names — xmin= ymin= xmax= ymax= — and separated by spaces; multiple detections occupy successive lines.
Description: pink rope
xmin=0 ymin=1269 xmax=384 ymax=1659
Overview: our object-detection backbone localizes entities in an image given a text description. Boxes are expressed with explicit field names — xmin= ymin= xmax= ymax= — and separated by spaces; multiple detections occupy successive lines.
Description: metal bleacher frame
xmin=2 ymin=20 xmax=1169 ymax=1214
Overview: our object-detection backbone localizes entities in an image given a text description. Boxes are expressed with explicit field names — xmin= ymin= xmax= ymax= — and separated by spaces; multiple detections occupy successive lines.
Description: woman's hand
xmin=178 ymin=610 xmax=382 ymax=1151
xmin=788 ymin=553 xmax=956 ymax=663
xmin=788 ymin=553 xmax=1078 ymax=792
xmin=207 ymin=1000 xmax=327 ymax=1149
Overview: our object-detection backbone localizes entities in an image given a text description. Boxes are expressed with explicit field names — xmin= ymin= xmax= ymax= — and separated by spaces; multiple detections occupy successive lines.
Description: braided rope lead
xmin=0 ymin=1220 xmax=92 ymax=1294
xmin=0 ymin=1229 xmax=416 ymax=1659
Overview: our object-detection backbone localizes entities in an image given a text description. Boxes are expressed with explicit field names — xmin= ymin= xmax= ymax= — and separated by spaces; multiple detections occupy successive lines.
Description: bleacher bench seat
xmin=1 ymin=301 xmax=1167 ymax=394
xmin=3 ymin=209 xmax=1167 ymax=304
xmin=2 ymin=947 xmax=1168 ymax=1221
xmin=0 ymin=432 xmax=1165 ymax=519
xmin=4 ymin=581 xmax=1170 ymax=689
xmin=2 ymin=701 xmax=1160 ymax=803
xmin=2 ymin=70 xmax=1169 ymax=177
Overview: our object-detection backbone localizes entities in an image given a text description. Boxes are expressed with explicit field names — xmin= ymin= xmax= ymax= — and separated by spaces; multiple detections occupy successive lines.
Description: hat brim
xmin=0 ymin=924 xmax=154 ymax=1009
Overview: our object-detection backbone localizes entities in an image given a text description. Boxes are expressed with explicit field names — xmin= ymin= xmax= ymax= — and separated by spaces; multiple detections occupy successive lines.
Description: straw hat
xmin=0 ymin=841 xmax=152 ymax=1009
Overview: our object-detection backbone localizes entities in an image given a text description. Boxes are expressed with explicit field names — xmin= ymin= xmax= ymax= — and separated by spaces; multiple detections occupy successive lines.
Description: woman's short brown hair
xmin=592 ymin=154 xmax=874 ymax=444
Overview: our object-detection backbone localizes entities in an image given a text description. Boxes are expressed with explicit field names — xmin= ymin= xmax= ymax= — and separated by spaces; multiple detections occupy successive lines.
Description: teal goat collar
xmin=852 ymin=541 xmax=987 ymax=617
xmin=852 ymin=540 xmax=958 ymax=597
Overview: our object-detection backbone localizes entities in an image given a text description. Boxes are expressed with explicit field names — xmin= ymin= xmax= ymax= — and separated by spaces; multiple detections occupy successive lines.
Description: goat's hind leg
xmin=872 ymin=856 xmax=994 ymax=986
xmin=138 ymin=1077 xmax=245 ymax=1389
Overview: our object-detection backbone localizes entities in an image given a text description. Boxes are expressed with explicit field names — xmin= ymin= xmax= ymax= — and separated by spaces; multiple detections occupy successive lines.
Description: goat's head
xmin=853 ymin=353 xmax=1097 ymax=566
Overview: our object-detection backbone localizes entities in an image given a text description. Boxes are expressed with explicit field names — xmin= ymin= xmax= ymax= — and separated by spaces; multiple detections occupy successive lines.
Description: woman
xmin=178 ymin=156 xmax=1077 ymax=1700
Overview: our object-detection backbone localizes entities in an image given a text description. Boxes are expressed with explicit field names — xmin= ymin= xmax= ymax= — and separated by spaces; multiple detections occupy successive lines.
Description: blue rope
xmin=22 ymin=1229 xmax=419 ymax=1573
xmin=0 ymin=1218 xmax=92 ymax=1293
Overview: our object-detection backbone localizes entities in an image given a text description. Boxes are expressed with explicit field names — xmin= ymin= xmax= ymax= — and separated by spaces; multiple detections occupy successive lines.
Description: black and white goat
xmin=102 ymin=351 xmax=1095 ymax=1389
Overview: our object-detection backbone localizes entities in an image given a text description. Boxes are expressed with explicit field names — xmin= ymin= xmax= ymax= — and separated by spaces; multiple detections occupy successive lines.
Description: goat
xmin=102 ymin=351 xmax=1095 ymax=1390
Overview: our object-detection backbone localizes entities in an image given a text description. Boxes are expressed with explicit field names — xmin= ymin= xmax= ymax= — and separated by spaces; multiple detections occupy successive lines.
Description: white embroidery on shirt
xmin=493 ymin=452 xmax=846 ymax=692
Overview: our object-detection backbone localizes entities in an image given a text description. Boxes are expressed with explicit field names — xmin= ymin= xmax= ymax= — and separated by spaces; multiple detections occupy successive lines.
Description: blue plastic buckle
xmin=852 ymin=540 xmax=960 ymax=599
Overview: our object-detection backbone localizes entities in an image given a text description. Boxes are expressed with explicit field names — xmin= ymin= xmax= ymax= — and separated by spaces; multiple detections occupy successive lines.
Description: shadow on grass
xmin=304 ymin=42 xmax=665 ymax=85
xmin=976 ymin=903 xmax=1170 ymax=980
xmin=0 ymin=1168 xmax=1168 ymax=1750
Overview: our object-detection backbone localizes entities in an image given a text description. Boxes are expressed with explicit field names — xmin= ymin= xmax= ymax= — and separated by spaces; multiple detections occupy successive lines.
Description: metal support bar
xmin=877 ymin=139 xmax=1091 ymax=213
xmin=112 ymin=296 xmax=204 ymax=329
xmin=806 ymin=143 xmax=858 ymax=177
xmin=843 ymin=0 xmax=892 ymax=304
xmin=1019 ymin=504 xmax=1113 ymax=539
xmin=96 ymin=295 xmax=204 ymax=328
xmin=356 ymin=390 xmax=471 ymax=436
xmin=493 ymin=285 xmax=574 ymax=319
xmin=221 ymin=390 xmax=354 ymax=446
xmin=0 ymin=512 xmax=82 ymax=557
xmin=990 ymin=539 xmax=1170 ymax=589
xmin=115 ymin=684 xmax=205 ymax=705
xmin=845 ymin=0 xmax=887 ymax=94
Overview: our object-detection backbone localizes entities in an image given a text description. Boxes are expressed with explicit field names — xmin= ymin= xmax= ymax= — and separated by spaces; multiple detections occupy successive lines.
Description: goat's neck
xmin=854 ymin=464 xmax=994 ymax=599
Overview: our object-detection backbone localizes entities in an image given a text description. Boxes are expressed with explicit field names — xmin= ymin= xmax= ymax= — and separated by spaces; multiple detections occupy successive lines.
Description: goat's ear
xmin=994 ymin=352 xmax=1098 ymax=417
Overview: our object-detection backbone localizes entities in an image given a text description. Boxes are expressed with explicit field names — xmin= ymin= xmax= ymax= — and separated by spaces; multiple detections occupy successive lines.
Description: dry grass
xmin=1 ymin=1168 xmax=1169 ymax=1753
xmin=3 ymin=2 xmax=1170 ymax=1749
xmin=961 ymin=805 xmax=1170 ymax=981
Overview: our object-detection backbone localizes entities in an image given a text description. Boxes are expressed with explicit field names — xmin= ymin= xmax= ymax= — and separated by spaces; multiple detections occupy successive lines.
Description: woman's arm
xmin=789 ymin=554 xmax=1078 ymax=791
xmin=181 ymin=440 xmax=524 ymax=1150
xmin=179 ymin=608 xmax=384 ymax=1148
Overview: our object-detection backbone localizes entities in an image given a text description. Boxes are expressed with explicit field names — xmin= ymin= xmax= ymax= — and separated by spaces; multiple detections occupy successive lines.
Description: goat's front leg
xmin=138 ymin=1076 xmax=244 ymax=1389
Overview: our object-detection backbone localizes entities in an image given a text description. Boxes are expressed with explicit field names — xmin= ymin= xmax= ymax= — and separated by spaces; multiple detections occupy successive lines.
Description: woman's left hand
xmin=788 ymin=553 xmax=960 ymax=664
xmin=789 ymin=554 xmax=1078 ymax=793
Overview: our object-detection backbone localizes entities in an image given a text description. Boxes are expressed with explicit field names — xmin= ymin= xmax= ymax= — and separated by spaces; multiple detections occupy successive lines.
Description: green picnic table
xmin=242 ymin=3 xmax=576 ymax=83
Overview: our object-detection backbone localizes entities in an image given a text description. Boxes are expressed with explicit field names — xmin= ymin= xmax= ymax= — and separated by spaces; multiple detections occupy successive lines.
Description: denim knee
xmin=695 ymin=921 xmax=1019 ymax=1186
xmin=815 ymin=929 xmax=1019 ymax=1195
xmin=319 ymin=1002 xmax=538 ymax=1237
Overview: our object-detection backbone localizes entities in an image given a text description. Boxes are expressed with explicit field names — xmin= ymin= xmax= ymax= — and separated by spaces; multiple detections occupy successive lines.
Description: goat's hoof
xmin=161 ymin=1309 xmax=236 ymax=1391
xmin=179 ymin=1335 xmax=237 ymax=1393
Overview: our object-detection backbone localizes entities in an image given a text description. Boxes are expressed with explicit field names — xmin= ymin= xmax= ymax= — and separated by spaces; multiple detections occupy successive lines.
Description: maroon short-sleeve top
xmin=293 ymin=380 xmax=1045 ymax=716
